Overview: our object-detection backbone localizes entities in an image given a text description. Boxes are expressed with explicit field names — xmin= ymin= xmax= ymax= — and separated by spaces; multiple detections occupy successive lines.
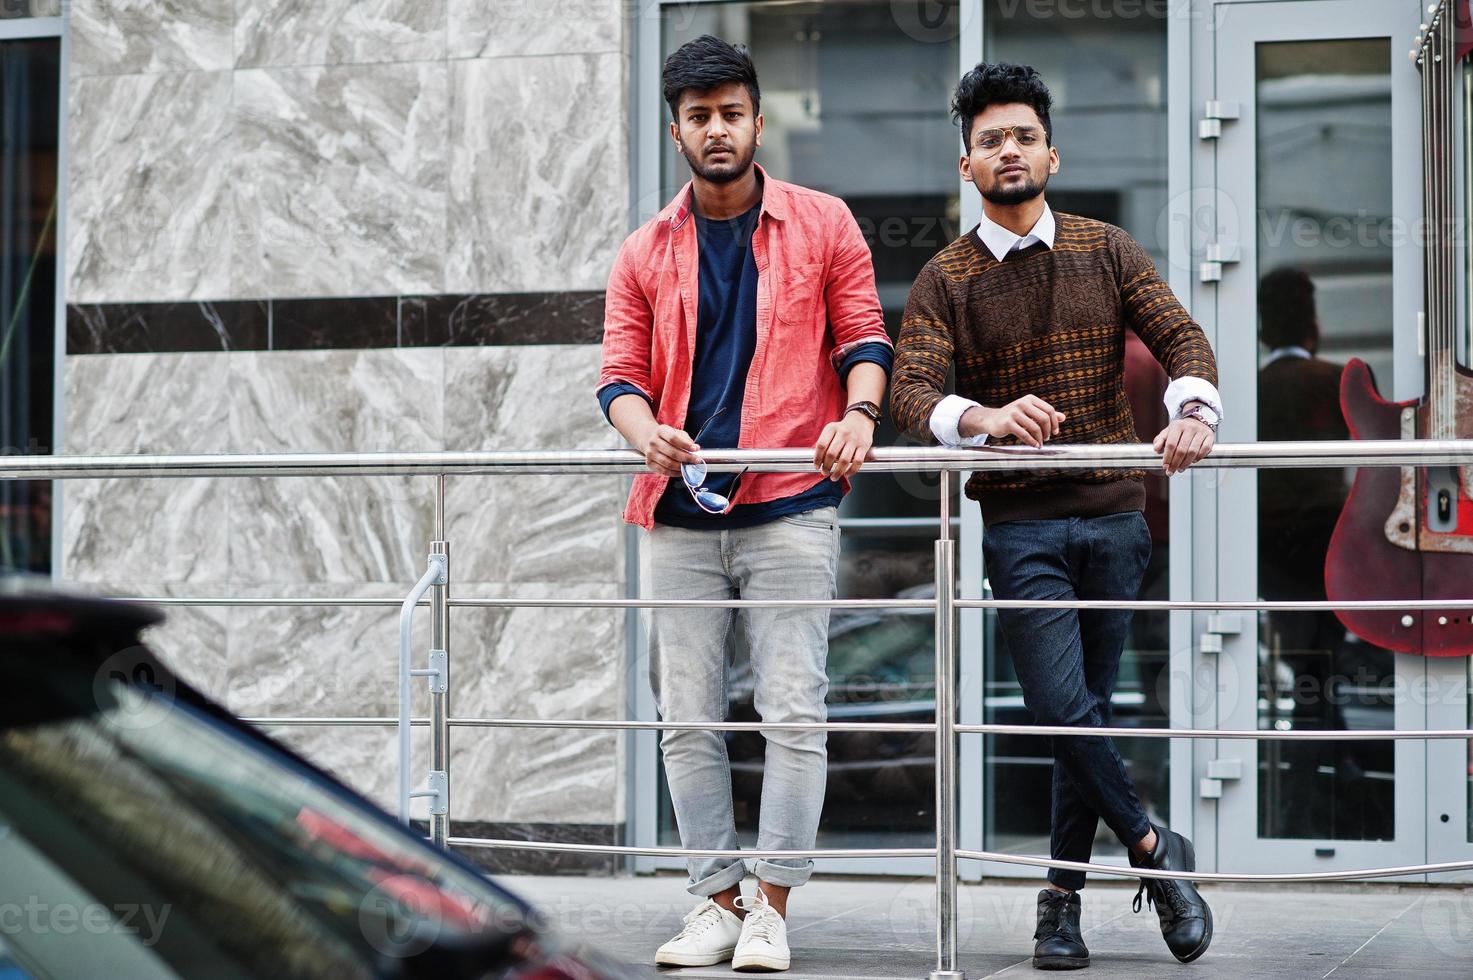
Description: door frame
xmin=1207 ymin=0 xmax=1432 ymax=879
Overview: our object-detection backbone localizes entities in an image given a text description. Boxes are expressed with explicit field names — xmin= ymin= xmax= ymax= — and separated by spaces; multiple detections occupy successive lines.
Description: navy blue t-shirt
xmin=599 ymin=200 xmax=892 ymax=529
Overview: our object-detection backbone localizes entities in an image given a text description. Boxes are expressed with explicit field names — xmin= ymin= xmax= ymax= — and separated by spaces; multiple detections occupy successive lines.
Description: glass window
xmin=981 ymin=0 xmax=1172 ymax=862
xmin=0 ymin=37 xmax=60 ymax=574
xmin=1254 ymin=39 xmax=1394 ymax=842
xmin=656 ymin=0 xmax=960 ymax=851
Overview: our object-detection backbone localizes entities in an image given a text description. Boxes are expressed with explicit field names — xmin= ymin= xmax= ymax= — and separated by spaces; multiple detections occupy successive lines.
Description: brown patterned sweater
xmin=891 ymin=212 xmax=1218 ymax=524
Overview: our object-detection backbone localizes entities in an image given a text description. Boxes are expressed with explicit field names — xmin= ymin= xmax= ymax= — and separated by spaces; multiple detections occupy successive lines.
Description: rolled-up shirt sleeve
xmin=929 ymin=394 xmax=989 ymax=448
xmin=1163 ymin=376 xmax=1224 ymax=422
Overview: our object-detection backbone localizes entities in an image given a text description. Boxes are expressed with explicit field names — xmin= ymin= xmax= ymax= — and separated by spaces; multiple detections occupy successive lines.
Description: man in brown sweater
xmin=891 ymin=63 xmax=1220 ymax=971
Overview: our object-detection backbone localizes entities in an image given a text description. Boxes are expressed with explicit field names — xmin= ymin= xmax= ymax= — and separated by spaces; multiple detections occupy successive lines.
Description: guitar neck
xmin=1416 ymin=0 xmax=1461 ymax=439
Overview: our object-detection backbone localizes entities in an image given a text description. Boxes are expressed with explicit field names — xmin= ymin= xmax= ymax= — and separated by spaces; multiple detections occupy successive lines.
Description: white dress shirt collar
xmin=1262 ymin=345 xmax=1313 ymax=367
xmin=974 ymin=203 xmax=1056 ymax=263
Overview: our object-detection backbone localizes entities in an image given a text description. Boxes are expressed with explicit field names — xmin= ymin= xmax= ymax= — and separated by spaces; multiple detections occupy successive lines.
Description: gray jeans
xmin=642 ymin=507 xmax=839 ymax=896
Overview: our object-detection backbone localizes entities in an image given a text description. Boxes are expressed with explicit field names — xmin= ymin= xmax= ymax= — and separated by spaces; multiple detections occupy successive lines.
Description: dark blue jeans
xmin=983 ymin=510 xmax=1154 ymax=891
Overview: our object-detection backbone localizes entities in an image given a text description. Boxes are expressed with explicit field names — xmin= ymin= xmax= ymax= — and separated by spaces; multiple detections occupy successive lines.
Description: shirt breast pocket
xmin=777 ymin=262 xmax=824 ymax=326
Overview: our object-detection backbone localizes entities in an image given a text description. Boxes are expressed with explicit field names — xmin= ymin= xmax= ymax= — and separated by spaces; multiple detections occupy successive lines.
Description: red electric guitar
xmin=1325 ymin=0 xmax=1473 ymax=656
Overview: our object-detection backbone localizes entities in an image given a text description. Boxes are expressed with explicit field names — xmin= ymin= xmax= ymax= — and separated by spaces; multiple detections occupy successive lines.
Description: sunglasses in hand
xmin=678 ymin=408 xmax=749 ymax=514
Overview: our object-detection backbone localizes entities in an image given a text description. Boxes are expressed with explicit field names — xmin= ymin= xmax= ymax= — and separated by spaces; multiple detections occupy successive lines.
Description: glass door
xmin=1211 ymin=0 xmax=1428 ymax=876
xmin=1426 ymin=51 xmax=1473 ymax=885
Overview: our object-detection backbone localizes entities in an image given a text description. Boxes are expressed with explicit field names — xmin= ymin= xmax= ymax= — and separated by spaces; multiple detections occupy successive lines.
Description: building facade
xmin=3 ymin=0 xmax=1470 ymax=882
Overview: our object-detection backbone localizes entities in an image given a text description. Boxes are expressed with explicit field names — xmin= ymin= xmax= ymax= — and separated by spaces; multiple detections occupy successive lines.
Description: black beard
xmin=980 ymin=170 xmax=1048 ymax=206
xmin=680 ymin=140 xmax=757 ymax=184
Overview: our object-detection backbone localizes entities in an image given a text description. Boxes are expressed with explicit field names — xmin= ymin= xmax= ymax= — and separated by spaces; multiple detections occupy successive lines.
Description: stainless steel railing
xmin=9 ymin=439 xmax=1473 ymax=980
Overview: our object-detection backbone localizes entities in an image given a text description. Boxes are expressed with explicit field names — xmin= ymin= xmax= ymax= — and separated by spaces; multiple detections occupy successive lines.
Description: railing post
xmin=430 ymin=475 xmax=451 ymax=847
xmin=932 ymin=470 xmax=963 ymax=980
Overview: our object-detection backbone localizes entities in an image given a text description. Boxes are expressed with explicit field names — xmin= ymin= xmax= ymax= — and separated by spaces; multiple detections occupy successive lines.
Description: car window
xmin=0 ymin=681 xmax=531 ymax=980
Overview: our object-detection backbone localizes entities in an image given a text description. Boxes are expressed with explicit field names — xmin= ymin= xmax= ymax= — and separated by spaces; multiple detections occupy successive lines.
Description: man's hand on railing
xmin=1153 ymin=416 xmax=1216 ymax=476
xmin=813 ymin=412 xmax=876 ymax=480
xmin=959 ymin=395 xmax=1066 ymax=447
xmin=635 ymin=422 xmax=702 ymax=479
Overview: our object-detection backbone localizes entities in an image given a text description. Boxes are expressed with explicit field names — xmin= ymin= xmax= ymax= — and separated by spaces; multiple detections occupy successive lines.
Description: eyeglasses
xmin=973 ymin=125 xmax=1045 ymax=156
xmin=680 ymin=408 xmax=749 ymax=514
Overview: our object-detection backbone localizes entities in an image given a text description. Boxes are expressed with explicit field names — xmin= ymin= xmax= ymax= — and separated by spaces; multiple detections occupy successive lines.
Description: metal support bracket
xmin=411 ymin=649 xmax=448 ymax=694
xmin=426 ymin=552 xmax=448 ymax=586
xmin=409 ymin=772 xmax=449 ymax=816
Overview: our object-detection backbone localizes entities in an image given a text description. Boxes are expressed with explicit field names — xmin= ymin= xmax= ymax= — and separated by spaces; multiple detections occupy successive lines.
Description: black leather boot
xmin=1128 ymin=822 xmax=1213 ymax=963
xmin=1033 ymin=888 xmax=1089 ymax=970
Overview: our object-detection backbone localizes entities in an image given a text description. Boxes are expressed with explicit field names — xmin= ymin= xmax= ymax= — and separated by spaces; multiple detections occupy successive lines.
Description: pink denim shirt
xmin=598 ymin=165 xmax=891 ymax=530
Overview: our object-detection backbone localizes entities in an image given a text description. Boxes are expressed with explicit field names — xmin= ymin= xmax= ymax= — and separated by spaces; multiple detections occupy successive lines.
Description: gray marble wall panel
xmin=227 ymin=349 xmax=443 ymax=585
xmin=69 ymin=1 xmax=234 ymax=76
xmin=84 ymin=580 xmax=232 ymax=703
xmin=226 ymin=582 xmax=433 ymax=816
xmin=447 ymin=54 xmax=627 ymax=295
xmin=449 ymin=582 xmax=624 ymax=823
xmin=447 ymin=0 xmax=622 ymax=60
xmin=443 ymin=345 xmax=626 ymax=585
xmin=60 ymin=333 xmax=629 ymax=828
xmin=235 ymin=0 xmax=444 ymax=68
xmin=233 ymin=64 xmax=448 ymax=299
xmin=62 ymin=353 xmax=231 ymax=582
xmin=66 ymin=71 xmax=234 ymax=304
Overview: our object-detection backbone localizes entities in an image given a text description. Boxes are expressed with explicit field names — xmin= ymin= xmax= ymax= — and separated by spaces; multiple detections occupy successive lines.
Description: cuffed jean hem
xmin=1046 ymin=812 xmax=1152 ymax=892
xmin=753 ymin=858 xmax=815 ymax=888
xmin=688 ymin=858 xmax=748 ymax=898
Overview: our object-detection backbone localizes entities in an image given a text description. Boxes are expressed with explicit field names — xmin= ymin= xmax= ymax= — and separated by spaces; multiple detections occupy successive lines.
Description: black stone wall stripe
xmin=401 ymin=291 xmax=606 ymax=347
xmin=66 ymin=291 xmax=606 ymax=355
xmin=271 ymin=295 xmax=398 ymax=350
xmin=67 ymin=301 xmax=269 ymax=354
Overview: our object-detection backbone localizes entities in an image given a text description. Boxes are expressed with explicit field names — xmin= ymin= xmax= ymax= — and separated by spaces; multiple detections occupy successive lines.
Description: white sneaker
xmin=655 ymin=898 xmax=743 ymax=967
xmin=732 ymin=892 xmax=791 ymax=972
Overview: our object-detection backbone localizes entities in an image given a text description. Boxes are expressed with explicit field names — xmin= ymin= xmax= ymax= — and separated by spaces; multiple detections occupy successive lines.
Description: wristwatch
xmin=845 ymin=401 xmax=882 ymax=425
xmin=1177 ymin=403 xmax=1220 ymax=433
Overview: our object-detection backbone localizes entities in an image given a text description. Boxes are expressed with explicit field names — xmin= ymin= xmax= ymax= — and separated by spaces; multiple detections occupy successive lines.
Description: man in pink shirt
xmin=597 ymin=35 xmax=892 ymax=973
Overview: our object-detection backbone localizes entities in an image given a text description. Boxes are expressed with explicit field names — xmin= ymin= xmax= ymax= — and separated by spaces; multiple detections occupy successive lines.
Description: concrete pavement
xmin=509 ymin=873 xmax=1473 ymax=980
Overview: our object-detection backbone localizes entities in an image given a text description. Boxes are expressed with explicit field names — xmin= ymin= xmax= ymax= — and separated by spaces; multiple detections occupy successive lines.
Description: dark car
xmin=0 ymin=580 xmax=651 ymax=980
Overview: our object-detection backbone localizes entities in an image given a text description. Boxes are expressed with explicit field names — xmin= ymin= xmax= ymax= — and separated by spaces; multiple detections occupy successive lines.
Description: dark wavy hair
xmin=951 ymin=62 xmax=1054 ymax=151
xmin=662 ymin=35 xmax=761 ymax=122
xmin=1259 ymin=267 xmax=1318 ymax=349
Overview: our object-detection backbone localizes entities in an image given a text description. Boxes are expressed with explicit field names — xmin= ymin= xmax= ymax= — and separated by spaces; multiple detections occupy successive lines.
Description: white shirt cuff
xmin=929 ymin=395 xmax=989 ymax=447
xmin=1163 ymin=376 xmax=1224 ymax=422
